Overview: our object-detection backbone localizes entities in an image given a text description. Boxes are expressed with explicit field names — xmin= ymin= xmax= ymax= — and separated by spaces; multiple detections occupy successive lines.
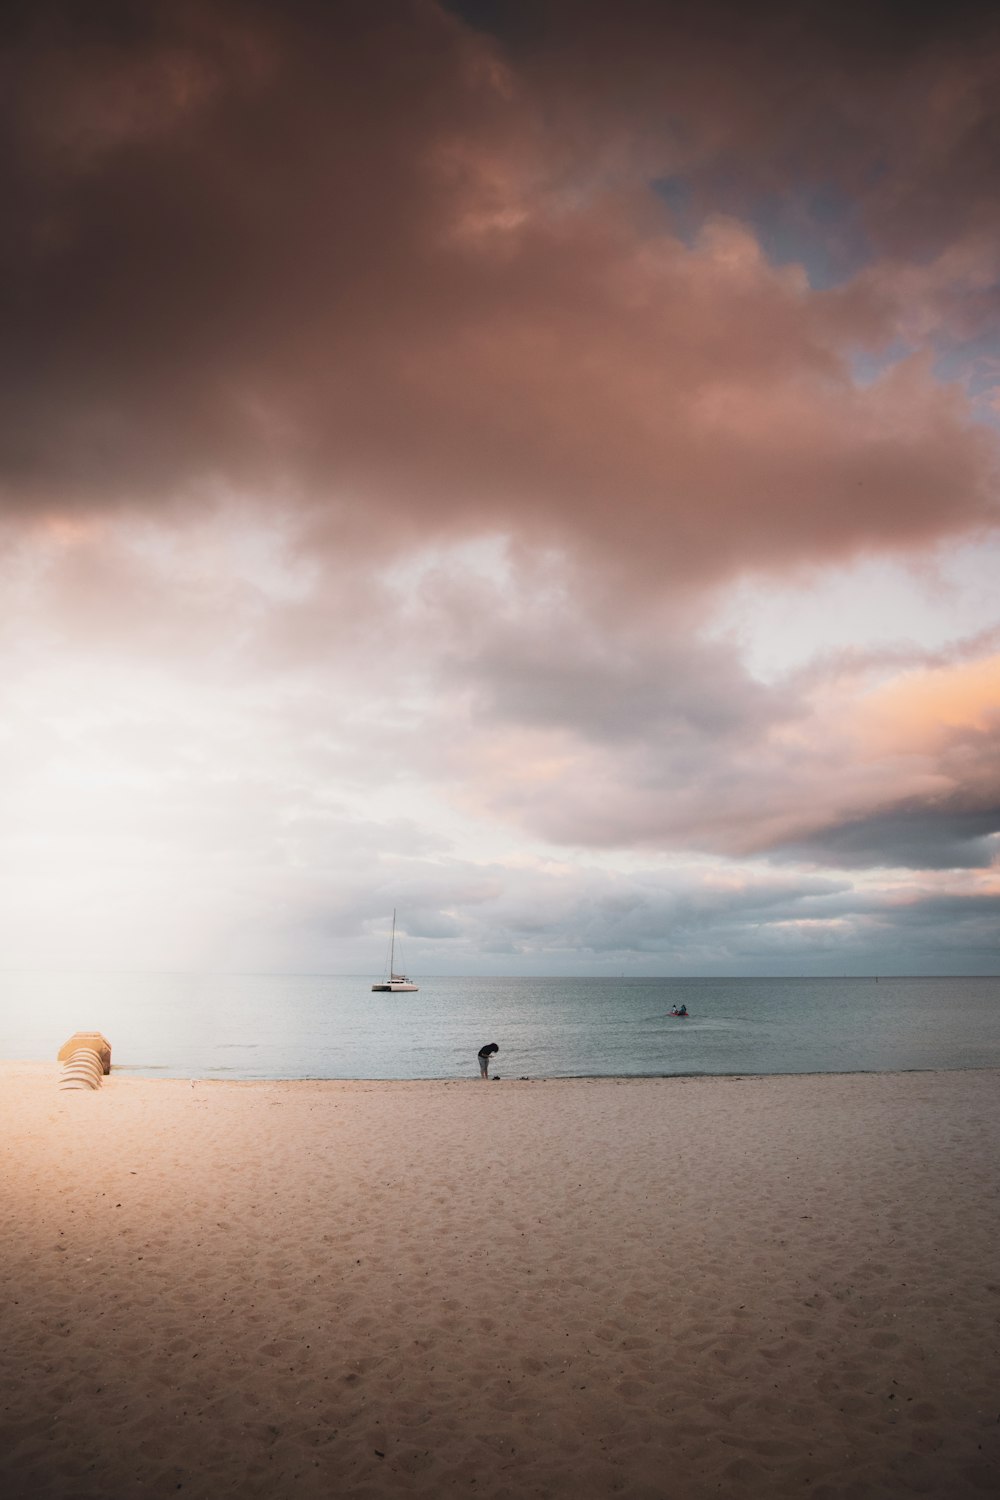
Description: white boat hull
xmin=371 ymin=981 xmax=419 ymax=992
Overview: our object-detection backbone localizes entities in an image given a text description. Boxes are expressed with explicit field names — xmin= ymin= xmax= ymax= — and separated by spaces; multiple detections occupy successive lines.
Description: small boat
xmin=371 ymin=909 xmax=418 ymax=992
xmin=669 ymin=1006 xmax=689 ymax=1018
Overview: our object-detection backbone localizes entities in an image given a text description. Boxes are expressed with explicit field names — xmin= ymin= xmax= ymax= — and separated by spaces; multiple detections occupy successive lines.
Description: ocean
xmin=3 ymin=972 xmax=1000 ymax=1080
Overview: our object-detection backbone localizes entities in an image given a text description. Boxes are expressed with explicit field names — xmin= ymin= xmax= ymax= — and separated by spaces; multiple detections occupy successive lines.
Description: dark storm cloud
xmin=1 ymin=0 xmax=997 ymax=594
xmin=1 ymin=0 xmax=498 ymax=508
xmin=777 ymin=802 xmax=1000 ymax=871
xmin=471 ymin=0 xmax=1000 ymax=257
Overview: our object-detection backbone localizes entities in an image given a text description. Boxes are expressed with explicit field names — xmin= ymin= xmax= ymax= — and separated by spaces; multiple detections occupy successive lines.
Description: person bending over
xmin=478 ymin=1042 xmax=499 ymax=1078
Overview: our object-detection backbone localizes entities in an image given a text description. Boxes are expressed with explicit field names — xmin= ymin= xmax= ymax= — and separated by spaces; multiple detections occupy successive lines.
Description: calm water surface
xmin=3 ymin=973 xmax=1000 ymax=1080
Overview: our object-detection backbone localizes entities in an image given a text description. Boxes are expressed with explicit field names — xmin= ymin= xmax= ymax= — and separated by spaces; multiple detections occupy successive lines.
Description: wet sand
xmin=1 ymin=1063 xmax=998 ymax=1498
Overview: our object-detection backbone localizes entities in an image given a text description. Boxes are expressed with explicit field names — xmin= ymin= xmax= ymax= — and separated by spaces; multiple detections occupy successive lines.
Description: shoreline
xmin=3 ymin=1063 xmax=998 ymax=1498
xmin=8 ymin=1057 xmax=1000 ymax=1084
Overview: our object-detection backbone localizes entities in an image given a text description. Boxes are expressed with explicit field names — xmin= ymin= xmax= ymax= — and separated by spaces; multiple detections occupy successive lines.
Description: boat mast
xmin=390 ymin=908 xmax=396 ymax=979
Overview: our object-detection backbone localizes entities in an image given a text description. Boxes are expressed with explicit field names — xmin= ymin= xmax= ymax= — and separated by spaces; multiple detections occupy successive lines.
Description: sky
xmin=2 ymin=0 xmax=999 ymax=976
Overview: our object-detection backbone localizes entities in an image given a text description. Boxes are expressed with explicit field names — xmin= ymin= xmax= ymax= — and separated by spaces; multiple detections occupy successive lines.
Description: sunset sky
xmin=2 ymin=0 xmax=999 ymax=976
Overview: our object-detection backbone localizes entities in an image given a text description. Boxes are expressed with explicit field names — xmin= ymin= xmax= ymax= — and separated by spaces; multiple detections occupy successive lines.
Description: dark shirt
xmin=478 ymin=1043 xmax=499 ymax=1059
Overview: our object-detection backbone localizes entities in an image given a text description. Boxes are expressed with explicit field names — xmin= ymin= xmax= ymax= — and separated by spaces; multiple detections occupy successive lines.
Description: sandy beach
xmin=1 ymin=1063 xmax=998 ymax=1499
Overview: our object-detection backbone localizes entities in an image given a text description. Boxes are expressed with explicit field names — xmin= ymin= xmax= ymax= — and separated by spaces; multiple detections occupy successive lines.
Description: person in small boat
xmin=478 ymin=1042 xmax=499 ymax=1078
xmin=670 ymin=1004 xmax=688 ymax=1016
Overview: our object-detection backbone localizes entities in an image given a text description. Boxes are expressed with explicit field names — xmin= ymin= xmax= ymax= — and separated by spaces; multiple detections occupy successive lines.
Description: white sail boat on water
xmin=371 ymin=909 xmax=418 ymax=992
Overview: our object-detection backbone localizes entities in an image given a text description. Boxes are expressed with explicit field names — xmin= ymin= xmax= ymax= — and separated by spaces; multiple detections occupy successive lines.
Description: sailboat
xmin=371 ymin=909 xmax=419 ymax=992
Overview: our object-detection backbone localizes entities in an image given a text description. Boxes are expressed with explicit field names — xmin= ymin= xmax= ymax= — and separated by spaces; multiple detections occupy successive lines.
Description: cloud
xmin=776 ymin=805 xmax=1000 ymax=871
xmin=406 ymin=577 xmax=1000 ymax=871
xmin=485 ymin=0 xmax=1000 ymax=257
xmin=2 ymin=1 xmax=997 ymax=601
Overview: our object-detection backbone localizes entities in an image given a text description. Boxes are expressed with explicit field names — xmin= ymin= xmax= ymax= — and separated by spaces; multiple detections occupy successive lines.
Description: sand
xmin=1 ymin=1063 xmax=998 ymax=1500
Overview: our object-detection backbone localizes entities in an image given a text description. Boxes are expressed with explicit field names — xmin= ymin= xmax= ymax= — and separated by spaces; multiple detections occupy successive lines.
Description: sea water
xmin=2 ymin=973 xmax=1000 ymax=1080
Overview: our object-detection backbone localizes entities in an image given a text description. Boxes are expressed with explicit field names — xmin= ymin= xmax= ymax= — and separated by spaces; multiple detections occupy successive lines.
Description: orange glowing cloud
xmin=860 ymin=657 xmax=1000 ymax=754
